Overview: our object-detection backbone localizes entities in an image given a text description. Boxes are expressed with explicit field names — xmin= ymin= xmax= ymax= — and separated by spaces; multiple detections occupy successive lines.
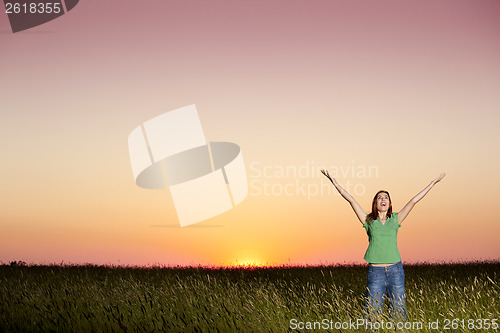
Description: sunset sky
xmin=1 ymin=0 xmax=499 ymax=267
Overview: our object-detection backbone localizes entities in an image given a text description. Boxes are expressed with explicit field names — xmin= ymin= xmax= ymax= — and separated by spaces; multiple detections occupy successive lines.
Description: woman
xmin=321 ymin=170 xmax=445 ymax=321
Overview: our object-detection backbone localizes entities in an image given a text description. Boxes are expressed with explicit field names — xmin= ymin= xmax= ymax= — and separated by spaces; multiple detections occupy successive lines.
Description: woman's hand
xmin=321 ymin=169 xmax=334 ymax=184
xmin=321 ymin=168 xmax=366 ymax=224
xmin=432 ymin=173 xmax=446 ymax=185
xmin=399 ymin=172 xmax=446 ymax=224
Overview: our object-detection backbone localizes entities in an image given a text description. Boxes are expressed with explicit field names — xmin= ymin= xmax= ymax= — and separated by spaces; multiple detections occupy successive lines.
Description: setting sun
xmin=230 ymin=258 xmax=267 ymax=268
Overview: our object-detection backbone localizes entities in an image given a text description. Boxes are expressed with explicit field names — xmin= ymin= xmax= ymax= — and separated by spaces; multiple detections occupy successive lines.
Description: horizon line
xmin=3 ymin=258 xmax=499 ymax=270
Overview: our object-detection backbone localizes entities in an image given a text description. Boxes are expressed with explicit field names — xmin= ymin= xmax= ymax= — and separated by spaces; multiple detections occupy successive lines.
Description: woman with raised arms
xmin=321 ymin=170 xmax=445 ymax=321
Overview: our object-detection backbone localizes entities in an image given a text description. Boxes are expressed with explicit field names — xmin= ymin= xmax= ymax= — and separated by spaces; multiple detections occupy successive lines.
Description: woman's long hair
xmin=366 ymin=190 xmax=392 ymax=224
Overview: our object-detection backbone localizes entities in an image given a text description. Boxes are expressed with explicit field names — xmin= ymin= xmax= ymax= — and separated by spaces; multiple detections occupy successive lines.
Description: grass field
xmin=0 ymin=261 xmax=498 ymax=332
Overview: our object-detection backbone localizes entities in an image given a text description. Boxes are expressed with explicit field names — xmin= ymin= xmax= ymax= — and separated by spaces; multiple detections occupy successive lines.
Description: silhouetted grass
xmin=0 ymin=261 xmax=498 ymax=332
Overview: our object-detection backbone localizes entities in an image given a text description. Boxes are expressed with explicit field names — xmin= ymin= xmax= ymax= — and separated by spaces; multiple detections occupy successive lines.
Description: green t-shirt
xmin=363 ymin=212 xmax=401 ymax=264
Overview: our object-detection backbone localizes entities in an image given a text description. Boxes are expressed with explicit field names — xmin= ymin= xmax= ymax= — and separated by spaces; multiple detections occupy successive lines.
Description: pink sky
xmin=1 ymin=0 xmax=499 ymax=266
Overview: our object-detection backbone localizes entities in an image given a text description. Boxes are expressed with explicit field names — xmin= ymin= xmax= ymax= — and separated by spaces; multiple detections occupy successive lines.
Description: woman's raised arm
xmin=398 ymin=173 xmax=446 ymax=224
xmin=321 ymin=169 xmax=366 ymax=224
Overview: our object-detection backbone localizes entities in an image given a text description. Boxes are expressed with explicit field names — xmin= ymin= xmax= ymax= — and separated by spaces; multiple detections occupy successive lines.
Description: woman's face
xmin=376 ymin=192 xmax=390 ymax=212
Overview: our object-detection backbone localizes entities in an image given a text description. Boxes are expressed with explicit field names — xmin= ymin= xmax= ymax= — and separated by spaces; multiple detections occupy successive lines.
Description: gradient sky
xmin=1 ymin=0 xmax=499 ymax=266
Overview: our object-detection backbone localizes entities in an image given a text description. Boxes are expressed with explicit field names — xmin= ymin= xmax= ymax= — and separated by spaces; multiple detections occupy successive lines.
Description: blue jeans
xmin=365 ymin=261 xmax=407 ymax=321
